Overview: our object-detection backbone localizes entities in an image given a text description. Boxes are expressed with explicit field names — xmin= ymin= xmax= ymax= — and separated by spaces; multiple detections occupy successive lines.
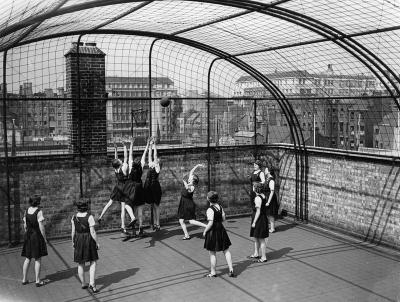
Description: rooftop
xmin=1 ymin=216 xmax=398 ymax=302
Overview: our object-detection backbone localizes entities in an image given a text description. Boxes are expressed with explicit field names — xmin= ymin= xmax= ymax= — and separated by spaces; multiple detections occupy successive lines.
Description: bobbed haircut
xmin=75 ymin=200 xmax=89 ymax=212
xmin=207 ymin=191 xmax=219 ymax=203
xmin=112 ymin=158 xmax=121 ymax=169
xmin=29 ymin=195 xmax=41 ymax=206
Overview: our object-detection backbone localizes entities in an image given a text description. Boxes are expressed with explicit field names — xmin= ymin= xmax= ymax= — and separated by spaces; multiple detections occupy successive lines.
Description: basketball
xmin=160 ymin=96 xmax=171 ymax=107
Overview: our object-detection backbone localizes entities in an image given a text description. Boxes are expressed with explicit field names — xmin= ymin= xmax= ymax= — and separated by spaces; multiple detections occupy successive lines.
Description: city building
xmin=234 ymin=65 xmax=390 ymax=150
xmin=105 ymin=76 xmax=178 ymax=143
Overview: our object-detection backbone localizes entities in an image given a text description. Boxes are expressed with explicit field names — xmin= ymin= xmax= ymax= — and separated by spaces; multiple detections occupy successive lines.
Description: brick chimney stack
xmin=65 ymin=42 xmax=107 ymax=154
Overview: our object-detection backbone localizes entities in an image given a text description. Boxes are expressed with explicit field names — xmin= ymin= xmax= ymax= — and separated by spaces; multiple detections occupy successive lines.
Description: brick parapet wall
xmin=278 ymin=149 xmax=400 ymax=250
xmin=1 ymin=147 xmax=399 ymax=250
xmin=0 ymin=147 xmax=257 ymax=245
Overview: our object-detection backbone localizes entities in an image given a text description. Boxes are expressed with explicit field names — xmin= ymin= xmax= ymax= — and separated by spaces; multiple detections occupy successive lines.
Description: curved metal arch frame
xmin=145 ymin=35 xmax=306 ymax=219
xmin=2 ymin=27 xmax=308 ymax=222
xmin=2 ymin=0 xmax=400 ymax=231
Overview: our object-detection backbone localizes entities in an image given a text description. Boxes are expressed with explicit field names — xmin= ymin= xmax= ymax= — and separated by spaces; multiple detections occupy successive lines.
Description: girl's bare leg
xmin=188 ymin=219 xmax=206 ymax=228
xmin=77 ymin=263 xmax=85 ymax=285
xmin=89 ymin=261 xmax=96 ymax=286
xmin=34 ymin=258 xmax=42 ymax=283
xmin=179 ymin=219 xmax=190 ymax=238
xmin=22 ymin=258 xmax=31 ymax=283
xmin=223 ymin=249 xmax=233 ymax=272
xmin=209 ymin=251 xmax=217 ymax=275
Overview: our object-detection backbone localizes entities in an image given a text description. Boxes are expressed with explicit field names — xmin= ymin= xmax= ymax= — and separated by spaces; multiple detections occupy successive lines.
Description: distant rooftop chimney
xmin=85 ymin=42 xmax=97 ymax=47
xmin=327 ymin=64 xmax=334 ymax=74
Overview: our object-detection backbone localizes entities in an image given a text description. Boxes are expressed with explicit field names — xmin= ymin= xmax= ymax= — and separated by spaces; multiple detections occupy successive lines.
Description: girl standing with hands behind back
xmin=21 ymin=195 xmax=48 ymax=287
xmin=264 ymin=166 xmax=279 ymax=233
xmin=71 ymin=200 xmax=99 ymax=293
xmin=249 ymin=182 xmax=269 ymax=263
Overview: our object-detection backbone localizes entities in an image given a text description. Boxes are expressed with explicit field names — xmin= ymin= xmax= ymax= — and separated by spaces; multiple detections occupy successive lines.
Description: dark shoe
xmin=36 ymin=281 xmax=46 ymax=287
xmin=257 ymin=258 xmax=268 ymax=263
xmin=155 ymin=225 xmax=161 ymax=231
xmin=121 ymin=228 xmax=128 ymax=234
xmin=22 ymin=280 xmax=29 ymax=285
xmin=182 ymin=236 xmax=191 ymax=240
xmin=89 ymin=284 xmax=99 ymax=293
xmin=127 ymin=219 xmax=137 ymax=229
xmin=81 ymin=283 xmax=88 ymax=289
xmin=228 ymin=271 xmax=236 ymax=278
xmin=204 ymin=273 xmax=217 ymax=278
xmin=98 ymin=218 xmax=102 ymax=224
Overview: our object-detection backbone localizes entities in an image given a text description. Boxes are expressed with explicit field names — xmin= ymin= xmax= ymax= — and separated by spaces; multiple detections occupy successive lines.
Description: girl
xmin=126 ymin=137 xmax=149 ymax=236
xmin=71 ymin=200 xmax=99 ymax=293
xmin=21 ymin=195 xmax=48 ymax=287
xmin=249 ymin=182 xmax=269 ymax=263
xmin=98 ymin=143 xmax=136 ymax=234
xmin=178 ymin=163 xmax=207 ymax=240
xmin=144 ymin=138 xmax=162 ymax=231
xmin=264 ymin=166 xmax=279 ymax=233
xmin=203 ymin=191 xmax=235 ymax=278
xmin=249 ymin=160 xmax=265 ymax=207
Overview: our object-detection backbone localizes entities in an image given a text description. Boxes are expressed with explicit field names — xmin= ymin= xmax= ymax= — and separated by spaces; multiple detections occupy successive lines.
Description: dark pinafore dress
xmin=127 ymin=164 xmax=145 ymax=207
xmin=250 ymin=170 xmax=262 ymax=206
xmin=265 ymin=177 xmax=279 ymax=218
xmin=110 ymin=168 xmax=129 ymax=203
xmin=204 ymin=205 xmax=232 ymax=252
xmin=144 ymin=167 xmax=162 ymax=205
xmin=177 ymin=188 xmax=196 ymax=220
xmin=73 ymin=213 xmax=98 ymax=263
xmin=21 ymin=208 xmax=48 ymax=259
xmin=250 ymin=195 xmax=269 ymax=239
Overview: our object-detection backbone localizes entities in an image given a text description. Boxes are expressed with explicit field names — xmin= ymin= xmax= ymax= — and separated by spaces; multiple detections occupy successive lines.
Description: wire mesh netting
xmin=0 ymin=0 xmax=399 ymax=157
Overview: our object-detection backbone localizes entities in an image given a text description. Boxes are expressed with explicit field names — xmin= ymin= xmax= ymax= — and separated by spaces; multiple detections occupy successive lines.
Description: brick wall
xmin=278 ymin=149 xmax=400 ymax=250
xmin=1 ymin=146 xmax=399 ymax=250
xmin=0 ymin=147 xmax=256 ymax=245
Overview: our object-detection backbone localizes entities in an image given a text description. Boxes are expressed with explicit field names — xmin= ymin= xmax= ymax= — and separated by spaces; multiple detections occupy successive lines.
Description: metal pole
xmin=207 ymin=59 xmax=217 ymax=191
xmin=77 ymin=35 xmax=83 ymax=197
xmin=253 ymin=99 xmax=257 ymax=146
xmin=148 ymin=39 xmax=159 ymax=227
xmin=313 ymin=99 xmax=315 ymax=147
xmin=2 ymin=50 xmax=13 ymax=247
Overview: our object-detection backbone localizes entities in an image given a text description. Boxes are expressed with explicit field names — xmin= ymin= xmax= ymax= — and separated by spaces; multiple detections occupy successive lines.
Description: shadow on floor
xmin=96 ymin=267 xmax=140 ymax=291
xmin=144 ymin=225 xmax=203 ymax=248
xmin=44 ymin=267 xmax=77 ymax=284
xmin=267 ymin=247 xmax=293 ymax=260
xmin=275 ymin=223 xmax=298 ymax=233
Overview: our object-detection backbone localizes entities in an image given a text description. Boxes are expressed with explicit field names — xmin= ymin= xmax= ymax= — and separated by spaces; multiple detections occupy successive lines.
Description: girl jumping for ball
xmin=143 ymin=138 xmax=162 ymax=231
xmin=177 ymin=163 xmax=207 ymax=240
xmin=98 ymin=143 xmax=136 ymax=234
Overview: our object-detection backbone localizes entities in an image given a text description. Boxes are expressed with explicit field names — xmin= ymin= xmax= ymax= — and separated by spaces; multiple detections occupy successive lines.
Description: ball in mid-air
xmin=160 ymin=96 xmax=171 ymax=107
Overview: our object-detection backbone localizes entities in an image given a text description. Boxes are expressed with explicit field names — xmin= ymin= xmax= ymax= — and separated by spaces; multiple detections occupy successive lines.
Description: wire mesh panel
xmin=1 ymin=37 xmax=77 ymax=155
xmin=0 ymin=0 xmax=399 ymax=157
